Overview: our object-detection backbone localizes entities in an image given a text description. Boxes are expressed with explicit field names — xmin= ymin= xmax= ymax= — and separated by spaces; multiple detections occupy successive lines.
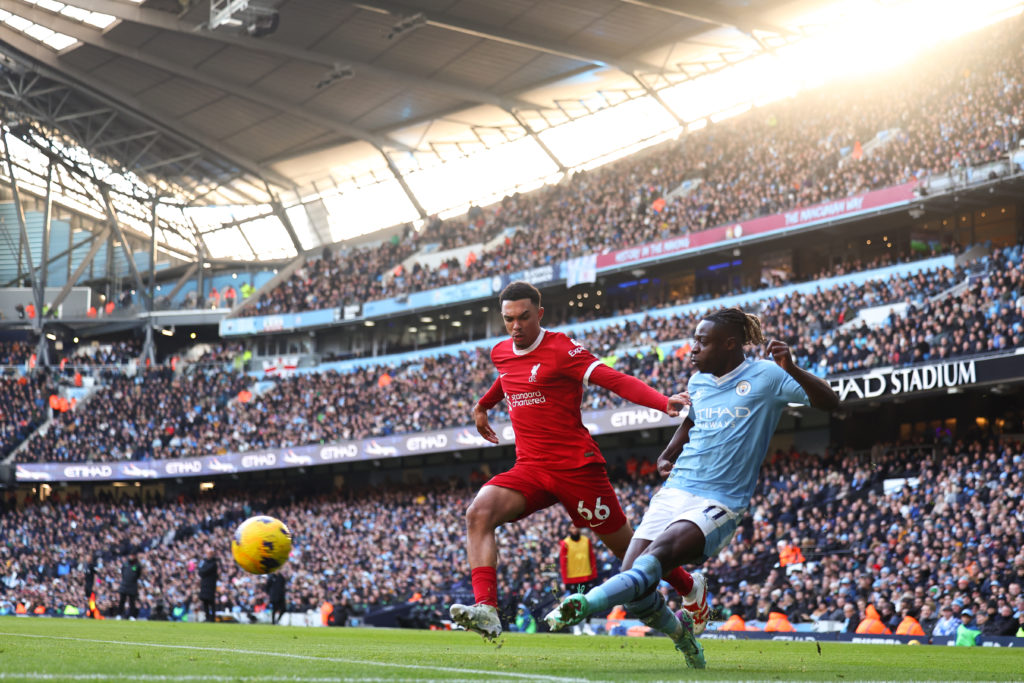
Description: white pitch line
xmin=0 ymin=632 xmax=590 ymax=683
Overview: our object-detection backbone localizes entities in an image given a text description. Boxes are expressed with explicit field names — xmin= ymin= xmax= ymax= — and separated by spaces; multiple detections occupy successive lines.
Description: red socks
xmin=666 ymin=566 xmax=694 ymax=597
xmin=471 ymin=566 xmax=498 ymax=607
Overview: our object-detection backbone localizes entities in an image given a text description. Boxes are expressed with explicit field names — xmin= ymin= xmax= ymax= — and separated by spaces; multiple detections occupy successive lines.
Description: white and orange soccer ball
xmin=231 ymin=515 xmax=292 ymax=575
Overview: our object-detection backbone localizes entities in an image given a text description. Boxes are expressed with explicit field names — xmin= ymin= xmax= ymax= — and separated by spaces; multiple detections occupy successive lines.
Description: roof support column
xmin=631 ymin=75 xmax=686 ymax=127
xmin=508 ymin=110 xmax=568 ymax=175
xmin=1 ymin=124 xmax=49 ymax=367
xmin=99 ymin=185 xmax=151 ymax=312
xmin=376 ymin=146 xmax=428 ymax=220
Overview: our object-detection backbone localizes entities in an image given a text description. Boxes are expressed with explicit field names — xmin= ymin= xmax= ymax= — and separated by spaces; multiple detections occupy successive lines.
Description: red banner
xmin=595 ymin=181 xmax=918 ymax=270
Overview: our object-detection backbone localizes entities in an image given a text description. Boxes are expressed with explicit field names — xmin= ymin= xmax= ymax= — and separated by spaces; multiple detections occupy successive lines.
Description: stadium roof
xmin=0 ymin=0 xmax=805 ymax=256
xmin=2 ymin=0 xmax=1020 ymax=261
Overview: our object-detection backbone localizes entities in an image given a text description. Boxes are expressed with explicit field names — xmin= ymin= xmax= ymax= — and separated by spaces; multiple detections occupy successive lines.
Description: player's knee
xmin=465 ymin=499 xmax=498 ymax=531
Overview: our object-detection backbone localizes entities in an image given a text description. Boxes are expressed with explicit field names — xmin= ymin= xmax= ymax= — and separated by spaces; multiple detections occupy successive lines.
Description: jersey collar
xmin=512 ymin=328 xmax=546 ymax=356
xmin=711 ymin=358 xmax=751 ymax=385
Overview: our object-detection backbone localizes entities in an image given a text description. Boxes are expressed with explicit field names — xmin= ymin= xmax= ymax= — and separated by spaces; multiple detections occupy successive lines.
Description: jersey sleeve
xmin=767 ymin=362 xmax=810 ymax=405
xmin=478 ymin=377 xmax=505 ymax=410
xmin=555 ymin=336 xmax=605 ymax=385
xmin=588 ymin=364 xmax=670 ymax=413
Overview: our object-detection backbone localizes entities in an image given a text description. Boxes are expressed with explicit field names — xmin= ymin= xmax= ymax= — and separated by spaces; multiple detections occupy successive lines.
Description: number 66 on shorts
xmin=577 ymin=497 xmax=611 ymax=525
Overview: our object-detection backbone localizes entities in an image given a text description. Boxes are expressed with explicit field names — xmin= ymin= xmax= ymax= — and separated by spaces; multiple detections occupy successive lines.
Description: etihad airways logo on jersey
xmin=694 ymin=405 xmax=751 ymax=429
xmin=508 ymin=390 xmax=546 ymax=408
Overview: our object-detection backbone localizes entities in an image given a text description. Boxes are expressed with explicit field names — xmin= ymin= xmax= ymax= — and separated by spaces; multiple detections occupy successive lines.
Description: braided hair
xmin=705 ymin=307 xmax=766 ymax=346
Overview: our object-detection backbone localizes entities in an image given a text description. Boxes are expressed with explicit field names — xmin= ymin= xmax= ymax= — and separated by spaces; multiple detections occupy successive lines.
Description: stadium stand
xmin=241 ymin=15 xmax=1024 ymax=317
xmin=12 ymin=242 xmax=1016 ymax=463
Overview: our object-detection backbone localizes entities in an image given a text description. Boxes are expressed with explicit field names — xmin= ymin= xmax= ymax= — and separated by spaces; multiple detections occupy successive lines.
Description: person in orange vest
xmin=208 ymin=287 xmax=220 ymax=309
xmin=87 ymin=306 xmax=97 ymax=318
xmin=15 ymin=602 xmax=27 ymax=615
xmin=320 ymin=599 xmax=334 ymax=627
xmin=776 ymin=539 xmax=806 ymax=567
xmin=223 ymin=286 xmax=237 ymax=308
xmin=605 ymin=604 xmax=627 ymax=634
xmin=720 ymin=613 xmax=748 ymax=631
xmin=73 ymin=371 xmax=83 ymax=388
xmin=895 ymin=610 xmax=926 ymax=636
xmin=104 ymin=301 xmax=115 ymax=315
xmin=856 ymin=604 xmax=892 ymax=634
xmin=25 ymin=303 xmax=35 ymax=319
xmin=764 ymin=611 xmax=795 ymax=632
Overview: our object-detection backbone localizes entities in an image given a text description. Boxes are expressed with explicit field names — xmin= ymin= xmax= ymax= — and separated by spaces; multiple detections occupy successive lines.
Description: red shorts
xmin=485 ymin=462 xmax=628 ymax=535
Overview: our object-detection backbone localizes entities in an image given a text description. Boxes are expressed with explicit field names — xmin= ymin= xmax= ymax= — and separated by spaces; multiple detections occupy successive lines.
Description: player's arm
xmin=472 ymin=377 xmax=504 ymax=444
xmin=657 ymin=417 xmax=694 ymax=479
xmin=586 ymin=363 xmax=688 ymax=416
xmin=766 ymin=339 xmax=839 ymax=411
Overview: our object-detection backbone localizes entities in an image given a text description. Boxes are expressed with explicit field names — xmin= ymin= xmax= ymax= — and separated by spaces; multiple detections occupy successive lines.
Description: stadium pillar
xmin=509 ymin=110 xmax=568 ymax=175
xmin=376 ymin=146 xmax=428 ymax=220
xmin=163 ymin=262 xmax=199 ymax=306
xmin=141 ymin=194 xmax=158 ymax=367
xmin=0 ymin=127 xmax=49 ymax=367
xmin=631 ymin=75 xmax=686 ymax=128
xmin=36 ymin=158 xmax=55 ymax=366
xmin=268 ymin=194 xmax=305 ymax=255
xmin=99 ymin=185 xmax=152 ymax=312
xmin=50 ymin=226 xmax=111 ymax=310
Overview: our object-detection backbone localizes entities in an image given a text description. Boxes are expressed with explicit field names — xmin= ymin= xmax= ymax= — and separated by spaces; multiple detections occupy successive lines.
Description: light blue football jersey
xmin=664 ymin=359 xmax=809 ymax=510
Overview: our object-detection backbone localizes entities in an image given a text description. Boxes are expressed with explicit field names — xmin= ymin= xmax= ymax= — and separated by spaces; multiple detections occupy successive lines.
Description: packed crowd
xmin=246 ymin=16 xmax=1024 ymax=315
xmin=0 ymin=341 xmax=33 ymax=367
xmin=16 ymin=368 xmax=252 ymax=463
xmin=708 ymin=437 xmax=1024 ymax=638
xmin=0 ymin=375 xmax=50 ymax=460
xmin=2 ymin=437 xmax=1023 ymax=638
xmin=16 ymin=242 xmax=1023 ymax=462
xmin=65 ymin=341 xmax=142 ymax=367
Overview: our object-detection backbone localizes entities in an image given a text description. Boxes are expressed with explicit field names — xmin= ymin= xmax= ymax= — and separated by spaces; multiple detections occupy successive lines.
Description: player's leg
xmin=570 ymin=465 xmax=696 ymax=600
xmin=450 ymin=480 xmax=533 ymax=640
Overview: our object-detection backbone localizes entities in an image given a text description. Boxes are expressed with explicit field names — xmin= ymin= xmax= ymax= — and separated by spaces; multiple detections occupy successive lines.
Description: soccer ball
xmin=231 ymin=515 xmax=292 ymax=575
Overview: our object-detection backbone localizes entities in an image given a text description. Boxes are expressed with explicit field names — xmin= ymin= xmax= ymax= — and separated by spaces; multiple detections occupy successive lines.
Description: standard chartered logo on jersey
xmin=508 ymin=390 xmax=546 ymax=408
xmin=694 ymin=405 xmax=751 ymax=429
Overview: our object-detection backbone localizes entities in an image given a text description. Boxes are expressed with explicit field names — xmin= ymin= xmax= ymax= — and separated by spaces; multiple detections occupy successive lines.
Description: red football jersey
xmin=489 ymin=329 xmax=605 ymax=470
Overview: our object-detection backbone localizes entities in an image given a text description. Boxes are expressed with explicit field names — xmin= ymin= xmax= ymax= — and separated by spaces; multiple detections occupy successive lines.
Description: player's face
xmin=690 ymin=319 xmax=734 ymax=376
xmin=501 ymin=298 xmax=544 ymax=349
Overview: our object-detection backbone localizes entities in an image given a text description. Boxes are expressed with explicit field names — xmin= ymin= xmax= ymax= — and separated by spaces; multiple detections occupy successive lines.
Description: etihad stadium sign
xmin=828 ymin=352 xmax=1024 ymax=403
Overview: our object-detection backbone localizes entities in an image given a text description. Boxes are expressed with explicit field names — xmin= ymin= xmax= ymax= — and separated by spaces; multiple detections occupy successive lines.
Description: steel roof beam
xmin=615 ymin=0 xmax=794 ymax=36
xmin=0 ymin=26 xmax=292 ymax=191
xmin=10 ymin=2 xmax=411 ymax=154
xmin=347 ymin=0 xmax=656 ymax=75
xmin=67 ymin=0 xmax=532 ymax=111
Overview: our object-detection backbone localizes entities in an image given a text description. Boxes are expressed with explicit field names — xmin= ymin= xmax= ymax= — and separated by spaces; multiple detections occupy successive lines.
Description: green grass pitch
xmin=0 ymin=617 xmax=1021 ymax=682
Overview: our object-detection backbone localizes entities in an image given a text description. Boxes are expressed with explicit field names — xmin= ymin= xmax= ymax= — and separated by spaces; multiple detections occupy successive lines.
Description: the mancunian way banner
xmin=595 ymin=182 xmax=918 ymax=270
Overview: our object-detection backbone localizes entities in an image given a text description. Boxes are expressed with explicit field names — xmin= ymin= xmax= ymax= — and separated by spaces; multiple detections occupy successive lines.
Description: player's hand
xmin=656 ymin=453 xmax=675 ymax=479
xmin=472 ymin=404 xmax=499 ymax=444
xmin=665 ymin=392 xmax=690 ymax=417
xmin=766 ymin=339 xmax=795 ymax=372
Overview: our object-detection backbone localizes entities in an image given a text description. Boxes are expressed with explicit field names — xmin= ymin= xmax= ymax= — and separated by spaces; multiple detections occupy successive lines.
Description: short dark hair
xmin=705 ymin=307 xmax=765 ymax=346
xmin=499 ymin=281 xmax=541 ymax=307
